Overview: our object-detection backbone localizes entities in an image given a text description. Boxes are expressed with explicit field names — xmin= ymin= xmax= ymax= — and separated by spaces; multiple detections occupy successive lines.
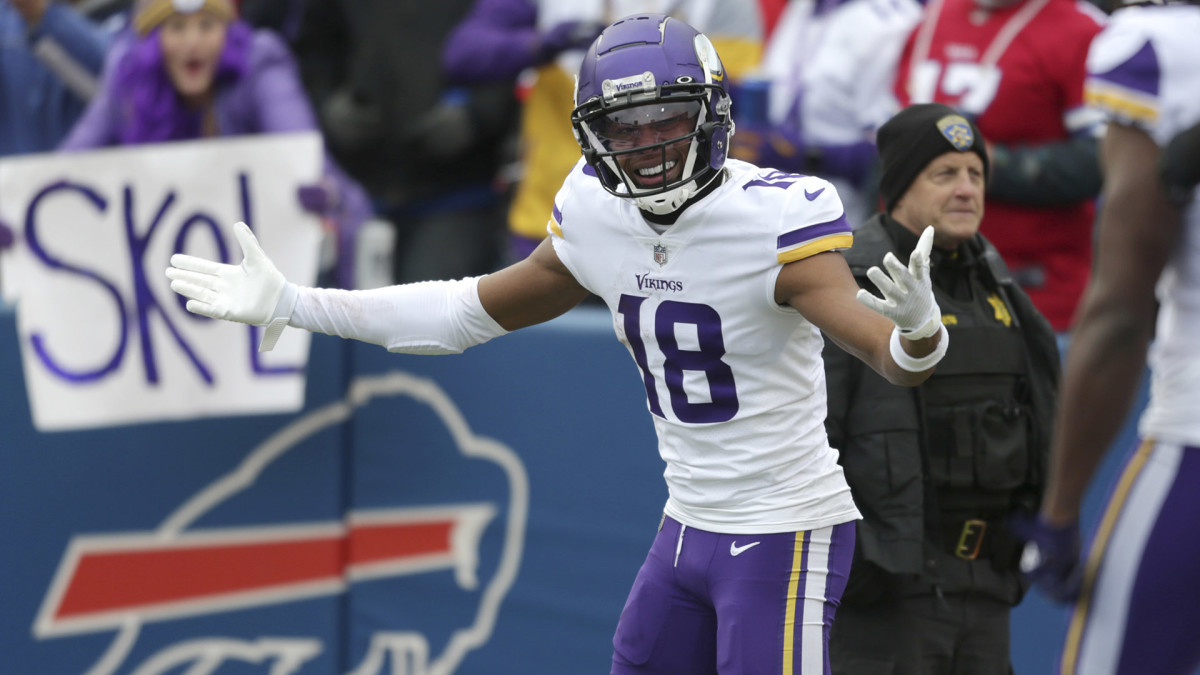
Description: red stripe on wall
xmin=55 ymin=518 xmax=458 ymax=619
xmin=56 ymin=537 xmax=341 ymax=618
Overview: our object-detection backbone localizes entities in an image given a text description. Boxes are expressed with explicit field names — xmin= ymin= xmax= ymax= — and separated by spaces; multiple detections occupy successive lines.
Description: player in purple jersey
xmin=167 ymin=14 xmax=951 ymax=673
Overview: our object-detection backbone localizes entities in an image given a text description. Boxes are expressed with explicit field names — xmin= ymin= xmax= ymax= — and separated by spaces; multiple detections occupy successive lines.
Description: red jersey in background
xmin=896 ymin=0 xmax=1105 ymax=331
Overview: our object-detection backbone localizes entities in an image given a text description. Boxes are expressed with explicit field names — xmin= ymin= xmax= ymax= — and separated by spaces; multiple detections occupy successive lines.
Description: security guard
xmin=825 ymin=103 xmax=1060 ymax=675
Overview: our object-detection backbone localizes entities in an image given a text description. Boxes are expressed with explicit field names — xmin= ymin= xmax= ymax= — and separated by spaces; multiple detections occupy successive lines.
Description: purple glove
xmin=1011 ymin=513 xmax=1083 ymax=604
xmin=535 ymin=21 xmax=605 ymax=64
xmin=297 ymin=182 xmax=336 ymax=215
xmin=0 ymin=218 xmax=14 ymax=250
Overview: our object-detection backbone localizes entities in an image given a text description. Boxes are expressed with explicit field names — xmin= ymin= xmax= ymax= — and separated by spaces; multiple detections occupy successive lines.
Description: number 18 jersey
xmin=549 ymin=158 xmax=861 ymax=534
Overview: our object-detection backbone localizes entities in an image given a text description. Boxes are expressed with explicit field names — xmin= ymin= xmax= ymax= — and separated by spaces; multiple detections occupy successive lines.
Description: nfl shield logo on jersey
xmin=653 ymin=244 xmax=669 ymax=267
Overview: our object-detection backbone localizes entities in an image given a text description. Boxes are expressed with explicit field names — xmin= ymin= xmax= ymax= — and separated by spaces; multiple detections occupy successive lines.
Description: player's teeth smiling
xmin=638 ymin=161 xmax=676 ymax=177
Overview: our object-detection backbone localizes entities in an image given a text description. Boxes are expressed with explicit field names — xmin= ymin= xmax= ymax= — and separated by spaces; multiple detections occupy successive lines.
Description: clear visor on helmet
xmin=590 ymin=100 xmax=702 ymax=150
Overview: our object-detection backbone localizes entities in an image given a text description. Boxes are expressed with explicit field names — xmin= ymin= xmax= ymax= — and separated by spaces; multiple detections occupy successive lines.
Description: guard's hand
xmin=856 ymin=225 xmax=941 ymax=339
xmin=165 ymin=221 xmax=296 ymax=351
xmin=1011 ymin=513 xmax=1083 ymax=604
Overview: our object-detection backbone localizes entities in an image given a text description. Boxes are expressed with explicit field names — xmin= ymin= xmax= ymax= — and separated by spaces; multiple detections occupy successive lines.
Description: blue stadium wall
xmin=0 ymin=304 xmax=1140 ymax=674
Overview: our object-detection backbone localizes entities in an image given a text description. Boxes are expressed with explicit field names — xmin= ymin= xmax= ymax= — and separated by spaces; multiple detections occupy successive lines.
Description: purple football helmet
xmin=571 ymin=14 xmax=734 ymax=215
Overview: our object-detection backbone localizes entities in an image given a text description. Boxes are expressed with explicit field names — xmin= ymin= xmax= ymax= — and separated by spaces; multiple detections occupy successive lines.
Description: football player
xmin=1018 ymin=2 xmax=1200 ymax=673
xmin=167 ymin=14 xmax=949 ymax=673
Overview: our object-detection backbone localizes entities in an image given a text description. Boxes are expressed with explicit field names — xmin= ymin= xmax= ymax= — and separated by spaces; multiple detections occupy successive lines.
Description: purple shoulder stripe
xmin=1091 ymin=40 xmax=1160 ymax=98
xmin=778 ymin=215 xmax=851 ymax=250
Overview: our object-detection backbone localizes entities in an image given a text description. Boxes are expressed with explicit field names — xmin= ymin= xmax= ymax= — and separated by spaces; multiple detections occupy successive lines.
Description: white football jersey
xmin=1085 ymin=5 xmax=1200 ymax=445
xmin=549 ymin=158 xmax=861 ymax=533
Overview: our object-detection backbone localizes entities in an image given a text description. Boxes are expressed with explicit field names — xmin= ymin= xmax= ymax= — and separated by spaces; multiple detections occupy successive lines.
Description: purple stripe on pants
xmin=612 ymin=516 xmax=855 ymax=675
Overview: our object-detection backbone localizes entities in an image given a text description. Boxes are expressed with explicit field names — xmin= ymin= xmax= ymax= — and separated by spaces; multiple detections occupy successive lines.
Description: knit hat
xmin=877 ymin=103 xmax=989 ymax=213
xmin=134 ymin=0 xmax=237 ymax=35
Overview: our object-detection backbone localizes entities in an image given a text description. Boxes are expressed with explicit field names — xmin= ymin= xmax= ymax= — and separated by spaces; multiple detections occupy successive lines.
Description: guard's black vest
xmin=842 ymin=215 xmax=1059 ymax=525
xmin=921 ymin=257 xmax=1035 ymax=516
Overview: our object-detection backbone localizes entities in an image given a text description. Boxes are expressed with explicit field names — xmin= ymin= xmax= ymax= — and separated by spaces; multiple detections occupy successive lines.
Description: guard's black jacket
xmin=824 ymin=214 xmax=1060 ymax=605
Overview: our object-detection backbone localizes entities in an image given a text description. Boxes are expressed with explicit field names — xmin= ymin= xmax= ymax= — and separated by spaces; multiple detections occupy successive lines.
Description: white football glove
xmin=165 ymin=221 xmax=296 ymax=352
xmin=856 ymin=225 xmax=941 ymax=340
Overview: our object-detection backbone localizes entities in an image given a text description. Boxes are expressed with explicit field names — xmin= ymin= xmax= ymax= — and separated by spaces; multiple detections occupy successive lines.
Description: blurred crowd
xmin=2 ymin=0 xmax=1110 ymax=330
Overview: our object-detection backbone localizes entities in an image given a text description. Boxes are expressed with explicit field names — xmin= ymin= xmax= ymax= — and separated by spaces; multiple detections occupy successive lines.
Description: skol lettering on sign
xmin=0 ymin=133 xmax=325 ymax=431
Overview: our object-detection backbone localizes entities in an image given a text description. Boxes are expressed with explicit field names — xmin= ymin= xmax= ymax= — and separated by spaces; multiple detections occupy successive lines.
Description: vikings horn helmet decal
xmin=571 ymin=14 xmax=734 ymax=215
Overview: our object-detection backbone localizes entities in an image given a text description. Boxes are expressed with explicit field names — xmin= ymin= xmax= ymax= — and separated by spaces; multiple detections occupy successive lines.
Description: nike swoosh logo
xmin=804 ymin=187 xmax=825 ymax=201
xmin=730 ymin=541 xmax=761 ymax=556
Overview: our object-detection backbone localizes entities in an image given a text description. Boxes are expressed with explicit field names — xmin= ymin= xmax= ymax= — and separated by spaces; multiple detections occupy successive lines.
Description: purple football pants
xmin=611 ymin=515 xmax=855 ymax=675
xmin=1061 ymin=440 xmax=1200 ymax=675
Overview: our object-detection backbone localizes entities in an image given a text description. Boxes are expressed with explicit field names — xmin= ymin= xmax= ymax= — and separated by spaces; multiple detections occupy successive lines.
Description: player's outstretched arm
xmin=167 ymin=223 xmax=590 ymax=355
xmin=476 ymin=237 xmax=592 ymax=331
xmin=1019 ymin=122 xmax=1180 ymax=605
xmin=779 ymin=226 xmax=947 ymax=386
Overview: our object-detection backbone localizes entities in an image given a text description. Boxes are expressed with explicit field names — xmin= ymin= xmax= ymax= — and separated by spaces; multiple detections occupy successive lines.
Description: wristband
xmin=258 ymin=282 xmax=298 ymax=352
xmin=890 ymin=324 xmax=948 ymax=373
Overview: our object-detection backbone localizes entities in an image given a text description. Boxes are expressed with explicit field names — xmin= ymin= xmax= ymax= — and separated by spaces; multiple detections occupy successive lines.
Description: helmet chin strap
xmin=634 ymin=180 xmax=699 ymax=215
xmin=630 ymin=135 xmax=707 ymax=215
xmin=635 ymin=162 xmax=730 ymax=216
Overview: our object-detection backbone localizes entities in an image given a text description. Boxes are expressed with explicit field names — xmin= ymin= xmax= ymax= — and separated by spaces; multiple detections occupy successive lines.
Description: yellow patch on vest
xmin=988 ymin=294 xmax=1013 ymax=327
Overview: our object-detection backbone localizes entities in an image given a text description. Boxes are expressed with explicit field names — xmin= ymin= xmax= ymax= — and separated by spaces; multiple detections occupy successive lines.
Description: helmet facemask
xmin=575 ymin=85 xmax=718 ymax=214
xmin=571 ymin=16 xmax=734 ymax=215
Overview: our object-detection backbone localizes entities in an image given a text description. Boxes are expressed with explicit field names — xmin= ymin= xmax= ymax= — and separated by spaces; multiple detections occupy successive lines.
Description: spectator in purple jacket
xmin=59 ymin=0 xmax=372 ymax=288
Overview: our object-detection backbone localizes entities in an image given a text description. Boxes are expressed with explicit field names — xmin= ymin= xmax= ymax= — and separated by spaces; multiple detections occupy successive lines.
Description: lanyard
xmin=907 ymin=0 xmax=1053 ymax=102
